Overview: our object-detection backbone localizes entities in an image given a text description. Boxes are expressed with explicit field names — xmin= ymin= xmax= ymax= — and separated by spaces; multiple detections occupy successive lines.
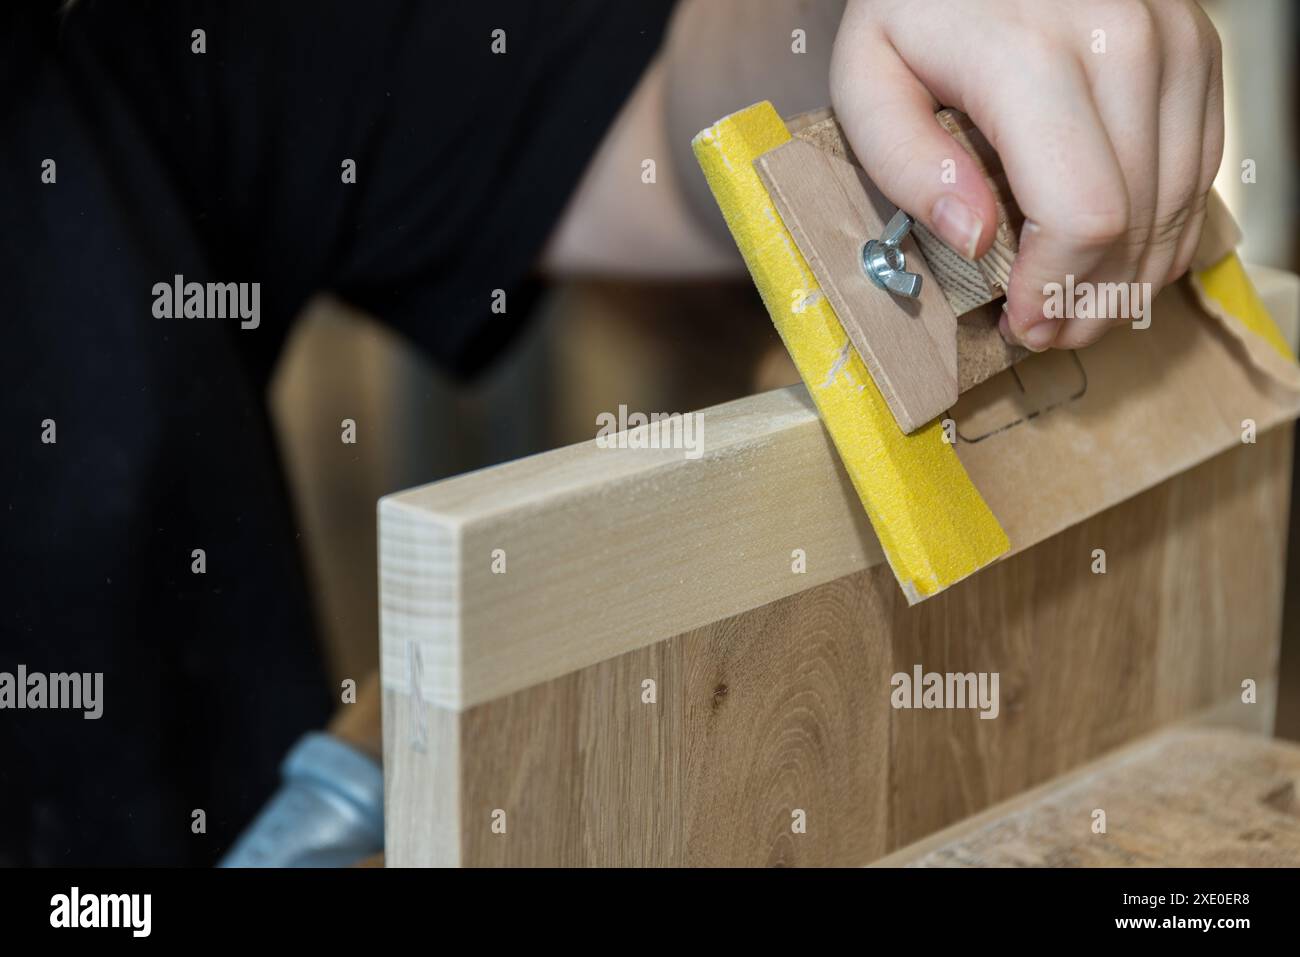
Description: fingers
xmin=1052 ymin=4 xmax=1166 ymax=350
xmin=831 ymin=0 xmax=1224 ymax=354
xmin=1053 ymin=1 xmax=1223 ymax=349
xmin=965 ymin=44 xmax=1130 ymax=351
xmin=842 ymin=11 xmax=1133 ymax=350
xmin=830 ymin=20 xmax=999 ymax=261
xmin=1167 ymin=6 xmax=1225 ymax=283
xmin=1127 ymin=1 xmax=1210 ymax=290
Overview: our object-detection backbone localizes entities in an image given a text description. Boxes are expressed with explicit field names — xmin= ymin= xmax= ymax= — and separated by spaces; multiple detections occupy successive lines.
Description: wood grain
xmin=889 ymin=428 xmax=1292 ymax=849
xmin=379 ymin=268 xmax=1300 ymax=712
xmin=876 ymin=729 xmax=1300 ymax=867
xmin=381 ymin=268 xmax=1300 ymax=865
xmin=382 ymin=682 xmax=460 ymax=867
xmin=447 ymin=574 xmax=892 ymax=867
xmin=930 ymin=109 xmax=1024 ymax=295
xmin=384 ymin=429 xmax=1294 ymax=865
xmin=678 ymin=575 xmax=893 ymax=866
xmin=380 ymin=386 xmax=883 ymax=711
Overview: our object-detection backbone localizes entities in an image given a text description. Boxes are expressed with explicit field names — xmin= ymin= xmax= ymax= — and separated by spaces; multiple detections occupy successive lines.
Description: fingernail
xmin=931 ymin=195 xmax=984 ymax=260
xmin=1019 ymin=319 xmax=1059 ymax=352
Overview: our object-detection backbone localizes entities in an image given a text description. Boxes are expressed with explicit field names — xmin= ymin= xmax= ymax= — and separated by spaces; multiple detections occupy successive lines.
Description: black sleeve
xmin=329 ymin=3 xmax=677 ymax=376
xmin=62 ymin=0 xmax=675 ymax=378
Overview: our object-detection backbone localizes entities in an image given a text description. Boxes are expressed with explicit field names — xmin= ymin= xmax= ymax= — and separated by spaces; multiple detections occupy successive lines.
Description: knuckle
xmin=1195 ymin=19 xmax=1221 ymax=61
xmin=1005 ymin=27 xmax=1064 ymax=71
xmin=1174 ymin=0 xmax=1221 ymax=58
xmin=1056 ymin=205 xmax=1130 ymax=248
xmin=868 ymin=129 xmax=931 ymax=195
xmin=1104 ymin=0 xmax=1159 ymax=51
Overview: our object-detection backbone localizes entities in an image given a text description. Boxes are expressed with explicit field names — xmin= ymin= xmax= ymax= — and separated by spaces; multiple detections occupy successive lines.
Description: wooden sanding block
xmin=755 ymin=108 xmax=1028 ymax=434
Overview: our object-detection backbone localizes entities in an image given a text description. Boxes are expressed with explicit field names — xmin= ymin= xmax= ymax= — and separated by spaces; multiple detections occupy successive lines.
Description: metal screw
xmin=862 ymin=209 xmax=923 ymax=299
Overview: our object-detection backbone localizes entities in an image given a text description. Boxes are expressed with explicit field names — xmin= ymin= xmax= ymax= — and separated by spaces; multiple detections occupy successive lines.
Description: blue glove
xmin=220 ymin=732 xmax=384 ymax=868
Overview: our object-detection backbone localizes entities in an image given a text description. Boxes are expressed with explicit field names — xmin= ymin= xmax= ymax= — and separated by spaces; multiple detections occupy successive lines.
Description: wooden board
xmin=875 ymin=728 xmax=1300 ymax=867
xmin=381 ymin=267 xmax=1300 ymax=865
xmin=756 ymin=138 xmax=959 ymax=434
xmin=379 ymin=268 xmax=1300 ymax=711
xmin=379 ymin=385 xmax=884 ymax=711
xmin=456 ymin=575 xmax=893 ymax=867
xmin=383 ymin=428 xmax=1293 ymax=866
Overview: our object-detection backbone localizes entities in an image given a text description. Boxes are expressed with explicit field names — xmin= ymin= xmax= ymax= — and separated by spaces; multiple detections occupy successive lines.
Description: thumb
xmin=831 ymin=35 xmax=997 ymax=262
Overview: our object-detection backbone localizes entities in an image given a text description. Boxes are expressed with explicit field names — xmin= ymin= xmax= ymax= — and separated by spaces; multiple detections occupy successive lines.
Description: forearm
xmin=543 ymin=0 xmax=846 ymax=278
xmin=542 ymin=56 xmax=741 ymax=277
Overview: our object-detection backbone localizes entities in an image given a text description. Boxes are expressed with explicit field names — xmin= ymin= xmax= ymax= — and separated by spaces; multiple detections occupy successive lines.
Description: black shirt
xmin=0 ymin=0 xmax=672 ymax=865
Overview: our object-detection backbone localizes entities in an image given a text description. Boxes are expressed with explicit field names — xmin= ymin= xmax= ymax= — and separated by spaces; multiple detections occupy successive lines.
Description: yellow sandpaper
xmin=693 ymin=101 xmax=1009 ymax=602
xmin=1197 ymin=252 xmax=1295 ymax=361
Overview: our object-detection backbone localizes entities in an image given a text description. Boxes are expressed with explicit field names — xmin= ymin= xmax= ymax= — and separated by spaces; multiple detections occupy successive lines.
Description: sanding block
xmin=759 ymin=107 xmax=1028 ymax=433
xmin=691 ymin=101 xmax=1261 ymax=604
xmin=693 ymin=102 xmax=1012 ymax=602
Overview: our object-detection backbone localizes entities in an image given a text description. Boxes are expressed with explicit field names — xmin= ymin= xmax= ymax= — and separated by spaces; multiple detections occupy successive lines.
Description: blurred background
xmin=266 ymin=0 xmax=1300 ymax=734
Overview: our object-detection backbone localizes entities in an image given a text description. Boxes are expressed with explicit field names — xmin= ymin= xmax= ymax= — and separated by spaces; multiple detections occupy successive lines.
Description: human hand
xmin=830 ymin=0 xmax=1223 ymax=350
